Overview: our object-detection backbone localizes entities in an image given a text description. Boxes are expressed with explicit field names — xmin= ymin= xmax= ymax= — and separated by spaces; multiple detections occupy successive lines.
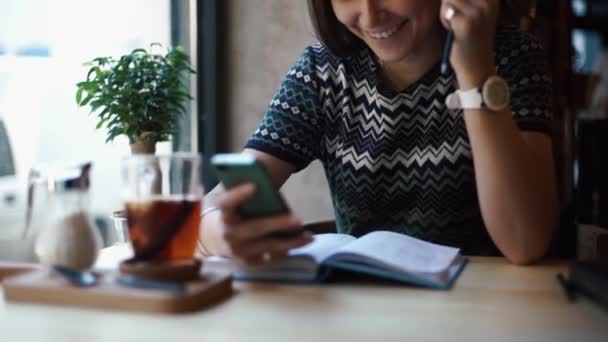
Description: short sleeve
xmin=496 ymin=29 xmax=553 ymax=135
xmin=245 ymin=46 xmax=323 ymax=171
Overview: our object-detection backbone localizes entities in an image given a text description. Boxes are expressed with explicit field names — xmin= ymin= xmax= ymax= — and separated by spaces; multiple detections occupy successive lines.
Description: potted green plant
xmin=76 ymin=43 xmax=195 ymax=154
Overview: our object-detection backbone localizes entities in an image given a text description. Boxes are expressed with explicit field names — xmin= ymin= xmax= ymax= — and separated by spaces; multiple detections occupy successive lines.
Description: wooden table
xmin=1 ymin=257 xmax=607 ymax=342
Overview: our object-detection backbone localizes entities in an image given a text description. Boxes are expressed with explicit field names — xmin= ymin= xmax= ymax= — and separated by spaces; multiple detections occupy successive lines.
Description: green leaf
xmin=76 ymin=87 xmax=84 ymax=105
xmin=96 ymin=117 xmax=107 ymax=129
xmin=89 ymin=99 xmax=106 ymax=112
xmin=94 ymin=67 xmax=105 ymax=79
xmin=131 ymin=48 xmax=147 ymax=55
xmin=80 ymin=94 xmax=94 ymax=106
xmin=86 ymin=67 xmax=98 ymax=81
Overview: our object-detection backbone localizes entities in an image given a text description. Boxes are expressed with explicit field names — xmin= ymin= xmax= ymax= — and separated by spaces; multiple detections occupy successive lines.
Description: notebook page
xmin=289 ymin=233 xmax=356 ymax=263
xmin=334 ymin=231 xmax=460 ymax=273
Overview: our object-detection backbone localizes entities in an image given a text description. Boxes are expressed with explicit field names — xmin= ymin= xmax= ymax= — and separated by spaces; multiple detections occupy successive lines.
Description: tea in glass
xmin=121 ymin=153 xmax=203 ymax=262
xmin=126 ymin=197 xmax=201 ymax=261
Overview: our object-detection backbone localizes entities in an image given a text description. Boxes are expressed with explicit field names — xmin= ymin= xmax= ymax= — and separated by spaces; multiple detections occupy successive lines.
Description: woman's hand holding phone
xmin=217 ymin=182 xmax=313 ymax=266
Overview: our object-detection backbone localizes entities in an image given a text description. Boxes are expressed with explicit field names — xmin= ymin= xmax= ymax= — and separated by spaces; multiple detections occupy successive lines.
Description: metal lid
xmin=47 ymin=161 xmax=92 ymax=192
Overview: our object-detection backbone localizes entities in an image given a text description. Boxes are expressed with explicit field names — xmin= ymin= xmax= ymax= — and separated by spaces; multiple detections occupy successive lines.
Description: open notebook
xmin=204 ymin=231 xmax=468 ymax=289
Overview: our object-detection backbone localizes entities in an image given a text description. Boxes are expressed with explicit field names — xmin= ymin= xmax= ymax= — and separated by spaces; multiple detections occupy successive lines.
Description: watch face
xmin=483 ymin=76 xmax=510 ymax=111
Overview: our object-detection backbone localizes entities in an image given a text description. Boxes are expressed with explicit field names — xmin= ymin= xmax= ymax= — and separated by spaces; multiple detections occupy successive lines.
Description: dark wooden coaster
xmin=119 ymin=259 xmax=202 ymax=282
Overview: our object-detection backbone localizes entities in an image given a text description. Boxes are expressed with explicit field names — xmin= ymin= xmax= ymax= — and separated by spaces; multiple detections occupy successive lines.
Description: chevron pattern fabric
xmin=246 ymin=27 xmax=552 ymax=255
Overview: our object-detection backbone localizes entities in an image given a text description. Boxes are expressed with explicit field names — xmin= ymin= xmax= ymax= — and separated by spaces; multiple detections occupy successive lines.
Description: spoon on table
xmin=52 ymin=265 xmax=98 ymax=287
xmin=53 ymin=265 xmax=185 ymax=293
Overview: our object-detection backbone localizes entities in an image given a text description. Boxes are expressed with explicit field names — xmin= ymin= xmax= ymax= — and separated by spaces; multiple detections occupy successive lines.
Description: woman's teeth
xmin=367 ymin=22 xmax=404 ymax=39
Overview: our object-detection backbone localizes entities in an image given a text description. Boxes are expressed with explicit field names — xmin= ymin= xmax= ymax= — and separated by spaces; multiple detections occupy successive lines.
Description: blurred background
xmin=0 ymin=0 xmax=606 ymax=259
xmin=0 ymin=0 xmax=172 ymax=243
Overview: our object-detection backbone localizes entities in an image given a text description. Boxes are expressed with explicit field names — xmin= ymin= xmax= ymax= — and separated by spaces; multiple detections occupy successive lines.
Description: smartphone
xmin=211 ymin=153 xmax=289 ymax=218
xmin=210 ymin=154 xmax=305 ymax=239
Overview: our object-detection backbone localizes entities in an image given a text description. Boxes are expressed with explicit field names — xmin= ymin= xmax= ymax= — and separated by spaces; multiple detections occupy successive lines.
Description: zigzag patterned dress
xmin=246 ymin=28 xmax=552 ymax=255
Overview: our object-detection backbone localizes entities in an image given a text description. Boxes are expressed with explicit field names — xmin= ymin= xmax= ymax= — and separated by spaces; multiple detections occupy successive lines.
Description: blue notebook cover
xmin=322 ymin=256 xmax=468 ymax=289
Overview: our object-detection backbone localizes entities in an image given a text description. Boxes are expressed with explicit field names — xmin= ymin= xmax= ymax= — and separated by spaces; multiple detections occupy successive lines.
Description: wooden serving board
xmin=2 ymin=268 xmax=233 ymax=314
xmin=0 ymin=262 xmax=40 ymax=282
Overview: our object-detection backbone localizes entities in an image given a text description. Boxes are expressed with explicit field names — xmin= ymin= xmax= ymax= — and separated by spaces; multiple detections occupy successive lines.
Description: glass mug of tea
xmin=121 ymin=153 xmax=203 ymax=262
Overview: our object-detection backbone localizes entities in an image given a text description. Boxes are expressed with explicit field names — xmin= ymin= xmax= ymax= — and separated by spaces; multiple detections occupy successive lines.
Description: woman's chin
xmin=366 ymin=37 xmax=414 ymax=64
xmin=373 ymin=49 xmax=411 ymax=65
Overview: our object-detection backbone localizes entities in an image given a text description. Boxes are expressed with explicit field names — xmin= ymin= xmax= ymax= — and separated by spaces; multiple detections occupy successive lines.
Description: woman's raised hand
xmin=440 ymin=0 xmax=500 ymax=88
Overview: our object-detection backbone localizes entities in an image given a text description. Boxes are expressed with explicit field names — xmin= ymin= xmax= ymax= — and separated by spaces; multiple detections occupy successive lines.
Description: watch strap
xmin=446 ymin=88 xmax=484 ymax=110
xmin=446 ymin=75 xmax=510 ymax=111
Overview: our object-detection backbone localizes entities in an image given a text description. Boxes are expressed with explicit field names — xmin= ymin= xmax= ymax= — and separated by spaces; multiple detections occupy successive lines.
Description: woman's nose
xmin=358 ymin=0 xmax=386 ymax=28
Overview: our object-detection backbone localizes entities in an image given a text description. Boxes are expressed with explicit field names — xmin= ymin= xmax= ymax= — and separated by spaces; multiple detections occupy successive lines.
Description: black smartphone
xmin=210 ymin=153 xmax=304 ymax=239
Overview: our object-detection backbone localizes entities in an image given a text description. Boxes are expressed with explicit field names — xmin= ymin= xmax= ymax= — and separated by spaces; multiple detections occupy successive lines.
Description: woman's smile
xmin=365 ymin=20 xmax=408 ymax=40
xmin=330 ymin=0 xmax=441 ymax=64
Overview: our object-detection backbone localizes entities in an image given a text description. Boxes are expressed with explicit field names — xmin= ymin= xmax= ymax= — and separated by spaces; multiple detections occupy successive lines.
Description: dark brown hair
xmin=307 ymin=0 xmax=529 ymax=58
xmin=307 ymin=0 xmax=365 ymax=58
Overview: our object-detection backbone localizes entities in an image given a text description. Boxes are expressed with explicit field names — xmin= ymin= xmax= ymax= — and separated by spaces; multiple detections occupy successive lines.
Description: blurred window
xmin=0 ymin=0 xmax=172 ymax=237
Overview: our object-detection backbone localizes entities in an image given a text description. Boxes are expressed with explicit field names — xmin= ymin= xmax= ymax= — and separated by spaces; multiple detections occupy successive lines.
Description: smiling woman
xmin=201 ymin=0 xmax=557 ymax=266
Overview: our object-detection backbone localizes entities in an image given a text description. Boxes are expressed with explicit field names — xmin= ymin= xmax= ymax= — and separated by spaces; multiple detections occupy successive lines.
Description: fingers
xmin=215 ymin=181 xmax=312 ymax=265
xmin=445 ymin=6 xmax=456 ymax=21
xmin=214 ymin=181 xmax=315 ymax=266
xmin=223 ymin=213 xmax=302 ymax=242
xmin=440 ymin=0 xmax=499 ymax=34
xmin=233 ymin=234 xmax=313 ymax=266
xmin=218 ymin=182 xmax=256 ymax=224
xmin=440 ymin=0 xmax=478 ymax=33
